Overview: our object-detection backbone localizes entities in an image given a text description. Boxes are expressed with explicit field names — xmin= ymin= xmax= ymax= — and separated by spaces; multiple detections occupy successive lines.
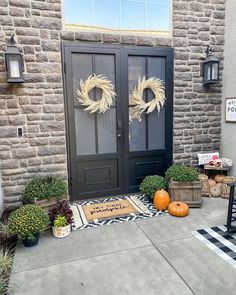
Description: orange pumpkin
xmin=214 ymin=174 xmax=225 ymax=183
xmin=154 ymin=190 xmax=170 ymax=211
xmin=168 ymin=202 xmax=189 ymax=217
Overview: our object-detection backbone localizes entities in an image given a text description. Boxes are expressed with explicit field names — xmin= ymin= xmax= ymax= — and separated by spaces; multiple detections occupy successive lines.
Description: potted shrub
xmin=165 ymin=164 xmax=202 ymax=208
xmin=8 ymin=205 xmax=49 ymax=247
xmin=23 ymin=176 xmax=67 ymax=211
xmin=48 ymin=201 xmax=73 ymax=238
xmin=140 ymin=175 xmax=167 ymax=202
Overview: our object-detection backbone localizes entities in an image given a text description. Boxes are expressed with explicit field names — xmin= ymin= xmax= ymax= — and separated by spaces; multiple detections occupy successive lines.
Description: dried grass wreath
xmin=76 ymin=74 xmax=116 ymax=113
xmin=129 ymin=77 xmax=166 ymax=121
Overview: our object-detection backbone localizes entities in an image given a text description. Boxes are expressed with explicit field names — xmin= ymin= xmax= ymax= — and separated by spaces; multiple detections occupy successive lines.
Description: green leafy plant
xmin=0 ymin=277 xmax=9 ymax=295
xmin=140 ymin=175 xmax=167 ymax=199
xmin=8 ymin=205 xmax=49 ymax=241
xmin=53 ymin=215 xmax=68 ymax=228
xmin=0 ymin=249 xmax=14 ymax=295
xmin=0 ymin=223 xmax=12 ymax=245
xmin=0 ymin=250 xmax=13 ymax=275
xmin=165 ymin=164 xmax=199 ymax=182
xmin=48 ymin=201 xmax=73 ymax=227
xmin=23 ymin=176 xmax=67 ymax=203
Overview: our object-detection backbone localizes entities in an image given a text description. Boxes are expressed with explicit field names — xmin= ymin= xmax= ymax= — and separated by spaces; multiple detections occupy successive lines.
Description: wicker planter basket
xmin=198 ymin=174 xmax=210 ymax=197
xmin=221 ymin=176 xmax=236 ymax=199
xmin=168 ymin=181 xmax=203 ymax=208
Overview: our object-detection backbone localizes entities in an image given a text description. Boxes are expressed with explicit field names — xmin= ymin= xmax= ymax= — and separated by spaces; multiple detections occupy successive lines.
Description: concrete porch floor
xmin=10 ymin=198 xmax=236 ymax=295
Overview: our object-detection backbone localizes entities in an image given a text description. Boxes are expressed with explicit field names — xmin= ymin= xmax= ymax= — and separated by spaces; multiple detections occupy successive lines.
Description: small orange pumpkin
xmin=154 ymin=190 xmax=170 ymax=211
xmin=214 ymin=174 xmax=225 ymax=183
xmin=168 ymin=202 xmax=189 ymax=217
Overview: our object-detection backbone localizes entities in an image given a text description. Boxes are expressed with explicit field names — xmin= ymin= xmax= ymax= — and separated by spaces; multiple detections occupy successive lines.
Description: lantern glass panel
xmin=8 ymin=55 xmax=20 ymax=78
xmin=212 ymin=63 xmax=219 ymax=80
xmin=204 ymin=62 xmax=211 ymax=82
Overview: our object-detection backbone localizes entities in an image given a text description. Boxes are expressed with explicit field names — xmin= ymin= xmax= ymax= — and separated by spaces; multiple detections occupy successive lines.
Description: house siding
xmin=221 ymin=0 xmax=236 ymax=176
xmin=0 ymin=0 xmax=225 ymax=210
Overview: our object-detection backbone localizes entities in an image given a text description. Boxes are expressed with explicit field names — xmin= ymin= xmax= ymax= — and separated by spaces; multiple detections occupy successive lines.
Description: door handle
xmin=117 ymin=133 xmax=122 ymax=139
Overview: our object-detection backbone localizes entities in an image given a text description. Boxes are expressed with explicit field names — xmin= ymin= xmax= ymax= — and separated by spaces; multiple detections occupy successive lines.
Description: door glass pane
xmin=75 ymin=109 xmax=96 ymax=155
xmin=128 ymin=56 xmax=146 ymax=151
xmin=72 ymin=53 xmax=93 ymax=106
xmin=94 ymin=54 xmax=116 ymax=107
xmin=147 ymin=57 xmax=165 ymax=150
xmin=129 ymin=118 xmax=146 ymax=151
xmin=73 ymin=53 xmax=117 ymax=156
xmin=128 ymin=55 xmax=166 ymax=151
xmin=98 ymin=109 xmax=117 ymax=153
xmin=148 ymin=108 xmax=165 ymax=150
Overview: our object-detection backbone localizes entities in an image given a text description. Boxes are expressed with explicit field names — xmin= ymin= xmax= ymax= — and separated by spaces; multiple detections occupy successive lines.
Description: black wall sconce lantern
xmin=202 ymin=46 xmax=220 ymax=85
xmin=5 ymin=35 xmax=24 ymax=83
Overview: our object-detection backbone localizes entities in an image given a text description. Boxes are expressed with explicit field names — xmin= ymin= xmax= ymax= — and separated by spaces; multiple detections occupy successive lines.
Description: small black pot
xmin=22 ymin=232 xmax=40 ymax=248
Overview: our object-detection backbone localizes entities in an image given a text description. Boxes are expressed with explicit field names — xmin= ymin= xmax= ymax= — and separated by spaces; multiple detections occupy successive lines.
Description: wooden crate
xmin=168 ymin=181 xmax=203 ymax=208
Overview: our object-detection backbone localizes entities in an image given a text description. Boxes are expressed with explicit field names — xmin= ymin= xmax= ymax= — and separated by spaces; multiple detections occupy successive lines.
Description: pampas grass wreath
xmin=129 ymin=77 xmax=166 ymax=122
xmin=76 ymin=74 xmax=116 ymax=114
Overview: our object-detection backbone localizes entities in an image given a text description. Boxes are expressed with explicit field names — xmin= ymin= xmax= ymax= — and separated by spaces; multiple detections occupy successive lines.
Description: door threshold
xmin=71 ymin=192 xmax=142 ymax=204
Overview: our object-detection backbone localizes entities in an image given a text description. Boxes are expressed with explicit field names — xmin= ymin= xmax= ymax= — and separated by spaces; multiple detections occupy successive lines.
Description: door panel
xmin=123 ymin=48 xmax=173 ymax=191
xmin=77 ymin=159 xmax=118 ymax=193
xmin=62 ymin=43 xmax=173 ymax=201
xmin=129 ymin=154 xmax=165 ymax=189
xmin=64 ymin=45 xmax=123 ymax=200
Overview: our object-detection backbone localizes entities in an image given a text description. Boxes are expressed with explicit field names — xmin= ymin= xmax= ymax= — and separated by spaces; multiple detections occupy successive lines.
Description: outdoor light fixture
xmin=202 ymin=46 xmax=220 ymax=85
xmin=5 ymin=35 xmax=24 ymax=83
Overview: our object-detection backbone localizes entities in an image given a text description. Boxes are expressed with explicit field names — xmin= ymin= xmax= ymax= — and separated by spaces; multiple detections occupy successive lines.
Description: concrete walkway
xmin=10 ymin=198 xmax=236 ymax=295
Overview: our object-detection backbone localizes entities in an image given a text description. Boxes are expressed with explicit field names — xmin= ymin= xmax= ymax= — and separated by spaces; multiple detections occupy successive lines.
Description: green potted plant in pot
xmin=140 ymin=175 xmax=167 ymax=202
xmin=8 ymin=205 xmax=49 ymax=247
xmin=23 ymin=176 xmax=67 ymax=211
xmin=165 ymin=164 xmax=202 ymax=208
xmin=48 ymin=201 xmax=73 ymax=239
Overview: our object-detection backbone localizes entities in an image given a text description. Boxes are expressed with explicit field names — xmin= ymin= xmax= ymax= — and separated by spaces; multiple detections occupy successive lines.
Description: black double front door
xmin=62 ymin=43 xmax=173 ymax=201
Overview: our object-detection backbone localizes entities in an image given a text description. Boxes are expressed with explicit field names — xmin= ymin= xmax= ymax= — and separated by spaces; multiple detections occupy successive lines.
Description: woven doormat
xmin=192 ymin=226 xmax=236 ymax=269
xmin=70 ymin=194 xmax=167 ymax=230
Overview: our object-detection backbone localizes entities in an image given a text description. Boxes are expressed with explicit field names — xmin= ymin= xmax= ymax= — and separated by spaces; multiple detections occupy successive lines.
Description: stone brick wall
xmin=173 ymin=0 xmax=225 ymax=166
xmin=0 ymin=0 xmax=225 ymax=209
xmin=0 ymin=0 xmax=67 ymax=210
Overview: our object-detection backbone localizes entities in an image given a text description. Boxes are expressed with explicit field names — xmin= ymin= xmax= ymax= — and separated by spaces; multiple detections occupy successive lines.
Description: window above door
xmin=63 ymin=0 xmax=171 ymax=37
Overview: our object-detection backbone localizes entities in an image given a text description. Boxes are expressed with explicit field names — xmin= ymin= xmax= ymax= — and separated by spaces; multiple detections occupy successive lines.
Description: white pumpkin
xmin=208 ymin=179 xmax=216 ymax=188
xmin=210 ymin=185 xmax=221 ymax=198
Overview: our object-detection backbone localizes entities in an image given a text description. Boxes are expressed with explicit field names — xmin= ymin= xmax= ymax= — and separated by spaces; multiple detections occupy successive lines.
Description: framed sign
xmin=225 ymin=98 xmax=236 ymax=122
xmin=197 ymin=152 xmax=219 ymax=165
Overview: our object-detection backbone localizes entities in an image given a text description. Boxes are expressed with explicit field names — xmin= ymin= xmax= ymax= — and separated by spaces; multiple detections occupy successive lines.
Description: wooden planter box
xmin=168 ymin=181 xmax=203 ymax=208
xmin=34 ymin=196 xmax=69 ymax=211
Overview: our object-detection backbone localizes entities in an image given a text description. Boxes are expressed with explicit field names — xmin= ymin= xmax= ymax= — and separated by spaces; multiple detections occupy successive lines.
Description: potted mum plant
xmin=165 ymin=164 xmax=202 ymax=208
xmin=8 ymin=205 xmax=49 ymax=247
xmin=48 ymin=201 xmax=73 ymax=238
xmin=23 ymin=176 xmax=67 ymax=211
xmin=140 ymin=175 xmax=167 ymax=202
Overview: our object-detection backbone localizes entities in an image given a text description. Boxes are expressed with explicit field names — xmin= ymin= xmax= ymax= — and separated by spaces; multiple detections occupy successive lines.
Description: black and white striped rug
xmin=70 ymin=194 xmax=167 ymax=230
xmin=192 ymin=226 xmax=236 ymax=269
